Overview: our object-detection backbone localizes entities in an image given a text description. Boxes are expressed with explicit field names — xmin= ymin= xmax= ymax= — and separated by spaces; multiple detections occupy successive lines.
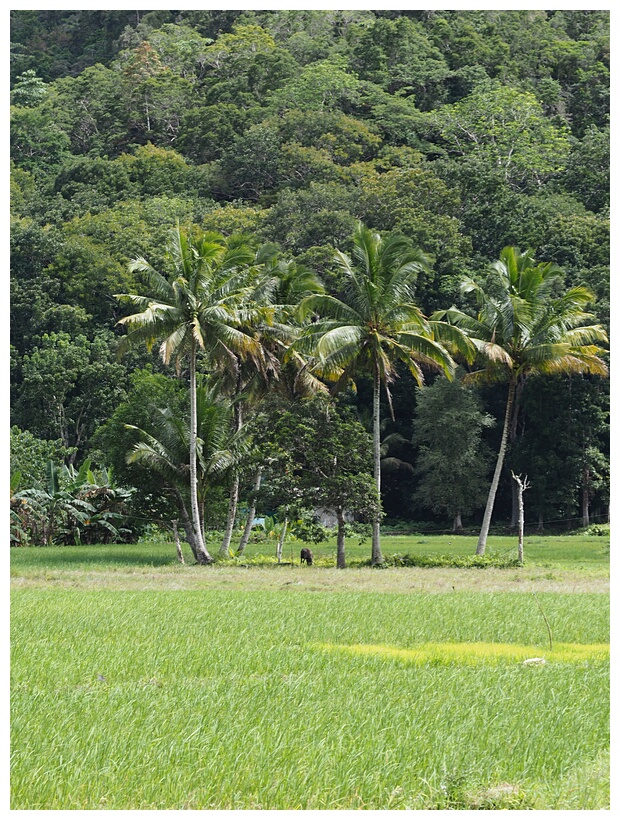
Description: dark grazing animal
xmin=300 ymin=547 xmax=313 ymax=566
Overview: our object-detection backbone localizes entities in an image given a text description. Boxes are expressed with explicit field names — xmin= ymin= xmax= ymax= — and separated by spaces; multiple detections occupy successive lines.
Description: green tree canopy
xmin=297 ymin=222 xmax=470 ymax=563
xmin=434 ymin=246 xmax=608 ymax=553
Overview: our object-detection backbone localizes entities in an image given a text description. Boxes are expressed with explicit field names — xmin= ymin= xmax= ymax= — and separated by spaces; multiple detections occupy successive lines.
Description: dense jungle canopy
xmin=10 ymin=9 xmax=609 ymax=545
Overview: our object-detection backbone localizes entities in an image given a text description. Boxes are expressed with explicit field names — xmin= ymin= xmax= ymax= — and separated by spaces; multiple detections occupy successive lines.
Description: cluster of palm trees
xmin=116 ymin=223 xmax=607 ymax=564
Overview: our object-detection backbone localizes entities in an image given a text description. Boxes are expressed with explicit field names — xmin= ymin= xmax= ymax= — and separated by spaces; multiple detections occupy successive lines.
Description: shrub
xmin=585 ymin=523 xmax=610 ymax=537
xmin=356 ymin=552 xmax=521 ymax=569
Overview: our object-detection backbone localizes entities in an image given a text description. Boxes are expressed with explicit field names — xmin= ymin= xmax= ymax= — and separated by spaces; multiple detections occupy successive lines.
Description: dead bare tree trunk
xmin=509 ymin=377 xmax=526 ymax=528
xmin=511 ymin=471 xmax=530 ymax=565
xmin=510 ymin=479 xmax=519 ymax=529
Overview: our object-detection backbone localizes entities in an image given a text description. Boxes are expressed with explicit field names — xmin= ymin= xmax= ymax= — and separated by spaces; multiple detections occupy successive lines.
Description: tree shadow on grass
xmin=11 ymin=546 xmax=313 ymax=570
xmin=11 ymin=544 xmax=178 ymax=569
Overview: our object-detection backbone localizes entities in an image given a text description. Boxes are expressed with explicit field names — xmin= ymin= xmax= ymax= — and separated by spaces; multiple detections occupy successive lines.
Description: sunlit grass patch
xmin=316 ymin=641 xmax=609 ymax=665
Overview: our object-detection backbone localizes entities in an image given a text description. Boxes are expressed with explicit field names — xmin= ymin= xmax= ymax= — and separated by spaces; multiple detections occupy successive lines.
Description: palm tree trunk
xmin=189 ymin=342 xmax=213 ymax=564
xmin=172 ymin=520 xmax=185 ymax=564
xmin=371 ymin=368 xmax=383 ymax=565
xmin=238 ymin=466 xmax=262 ymax=554
xmin=172 ymin=489 xmax=200 ymax=562
xmin=220 ymin=475 xmax=239 ymax=555
xmin=276 ymin=514 xmax=288 ymax=563
xmin=582 ymin=467 xmax=590 ymax=528
xmin=476 ymin=377 xmax=517 ymax=556
xmin=336 ymin=505 xmax=346 ymax=569
xmin=220 ymin=402 xmax=243 ymax=555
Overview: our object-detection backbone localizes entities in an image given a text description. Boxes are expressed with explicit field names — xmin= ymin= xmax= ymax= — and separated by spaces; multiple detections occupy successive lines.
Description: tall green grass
xmin=11 ymin=589 xmax=609 ymax=809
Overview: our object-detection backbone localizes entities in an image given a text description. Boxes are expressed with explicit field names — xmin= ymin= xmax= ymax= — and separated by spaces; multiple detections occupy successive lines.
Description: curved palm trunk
xmin=371 ymin=368 xmax=384 ymax=565
xmin=276 ymin=513 xmax=288 ymax=563
xmin=172 ymin=520 xmax=185 ymax=564
xmin=336 ymin=505 xmax=346 ymax=569
xmin=237 ymin=466 xmax=262 ymax=555
xmin=509 ymin=377 xmax=526 ymax=528
xmin=172 ymin=488 xmax=199 ymax=561
xmin=189 ymin=343 xmax=213 ymax=564
xmin=220 ymin=476 xmax=239 ymax=556
xmin=476 ymin=377 xmax=517 ymax=555
xmin=220 ymin=404 xmax=243 ymax=556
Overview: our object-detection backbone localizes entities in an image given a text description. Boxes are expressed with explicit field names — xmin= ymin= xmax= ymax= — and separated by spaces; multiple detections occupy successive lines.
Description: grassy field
xmin=10 ymin=531 xmax=610 ymax=572
xmin=10 ymin=535 xmax=610 ymax=809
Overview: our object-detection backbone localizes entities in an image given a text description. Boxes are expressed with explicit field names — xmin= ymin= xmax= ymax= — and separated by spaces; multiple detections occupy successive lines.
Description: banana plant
xmin=14 ymin=461 xmax=94 ymax=545
xmin=11 ymin=460 xmax=131 ymax=545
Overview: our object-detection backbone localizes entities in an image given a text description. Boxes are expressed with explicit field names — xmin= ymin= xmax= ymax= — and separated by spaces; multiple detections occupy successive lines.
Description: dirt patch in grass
xmin=10 ymin=565 xmax=609 ymax=593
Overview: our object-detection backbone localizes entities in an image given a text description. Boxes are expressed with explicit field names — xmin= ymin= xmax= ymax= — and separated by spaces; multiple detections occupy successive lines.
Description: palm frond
xmin=393 ymin=331 xmax=454 ymax=376
xmin=430 ymin=307 xmax=492 ymax=339
xmin=316 ymin=325 xmax=367 ymax=368
xmin=523 ymin=344 xmax=608 ymax=376
xmin=297 ymin=293 xmax=362 ymax=324
xmin=428 ymin=320 xmax=477 ymax=363
xmin=160 ymin=324 xmax=190 ymax=365
xmin=479 ymin=341 xmax=514 ymax=367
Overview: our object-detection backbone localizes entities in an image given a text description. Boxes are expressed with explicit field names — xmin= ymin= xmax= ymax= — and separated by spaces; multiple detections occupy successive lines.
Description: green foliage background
xmin=10 ymin=9 xmax=609 ymax=534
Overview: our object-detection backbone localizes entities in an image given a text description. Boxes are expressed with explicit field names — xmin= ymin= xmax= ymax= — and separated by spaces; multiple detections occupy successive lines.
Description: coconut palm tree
xmin=297 ymin=222 xmax=472 ymax=564
xmin=218 ymin=251 xmax=327 ymax=556
xmin=210 ymin=248 xmax=319 ymax=556
xmin=126 ymin=378 xmax=238 ymax=561
xmin=433 ymin=246 xmax=608 ymax=555
xmin=116 ymin=226 xmax=261 ymax=563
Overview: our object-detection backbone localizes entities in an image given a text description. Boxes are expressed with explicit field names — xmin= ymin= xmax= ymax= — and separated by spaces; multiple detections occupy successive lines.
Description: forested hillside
xmin=10 ymin=9 xmax=609 ymax=543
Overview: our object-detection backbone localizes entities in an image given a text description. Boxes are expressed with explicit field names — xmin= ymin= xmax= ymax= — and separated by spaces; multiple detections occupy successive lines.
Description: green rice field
xmin=10 ymin=535 xmax=609 ymax=809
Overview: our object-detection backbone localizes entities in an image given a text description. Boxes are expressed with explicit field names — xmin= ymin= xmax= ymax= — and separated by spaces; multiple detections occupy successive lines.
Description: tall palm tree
xmin=126 ymin=379 xmax=237 ymax=561
xmin=297 ymin=222 xmax=472 ymax=564
xmin=116 ymin=225 xmax=261 ymax=563
xmin=210 ymin=247 xmax=314 ymax=556
xmin=219 ymin=251 xmax=327 ymax=556
xmin=433 ymin=246 xmax=608 ymax=555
